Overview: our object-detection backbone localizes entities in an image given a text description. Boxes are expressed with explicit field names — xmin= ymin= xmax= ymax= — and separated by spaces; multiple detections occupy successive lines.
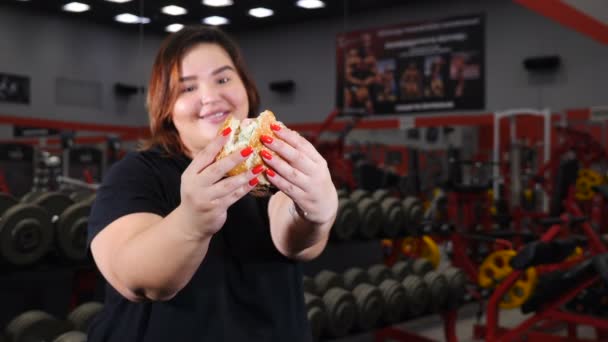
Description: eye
xmin=218 ymin=77 xmax=230 ymax=85
xmin=181 ymin=85 xmax=196 ymax=93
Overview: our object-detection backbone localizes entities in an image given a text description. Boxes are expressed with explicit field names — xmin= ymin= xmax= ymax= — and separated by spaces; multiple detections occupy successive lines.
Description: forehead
xmin=180 ymin=43 xmax=235 ymax=73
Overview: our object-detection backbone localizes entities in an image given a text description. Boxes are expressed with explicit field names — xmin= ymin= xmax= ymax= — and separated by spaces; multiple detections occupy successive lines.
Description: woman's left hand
xmin=260 ymin=125 xmax=338 ymax=225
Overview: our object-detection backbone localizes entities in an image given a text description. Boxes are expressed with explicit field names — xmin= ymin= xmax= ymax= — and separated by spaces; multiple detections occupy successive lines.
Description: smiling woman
xmin=85 ymin=25 xmax=338 ymax=342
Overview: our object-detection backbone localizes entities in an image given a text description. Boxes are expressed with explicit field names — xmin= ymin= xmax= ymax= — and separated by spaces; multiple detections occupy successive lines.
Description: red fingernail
xmin=252 ymin=164 xmax=264 ymax=174
xmin=271 ymin=124 xmax=281 ymax=131
xmin=266 ymin=169 xmax=276 ymax=178
xmin=261 ymin=150 xmax=272 ymax=160
xmin=221 ymin=127 xmax=232 ymax=136
xmin=241 ymin=146 xmax=253 ymax=157
xmin=249 ymin=177 xmax=259 ymax=186
xmin=261 ymin=135 xmax=273 ymax=144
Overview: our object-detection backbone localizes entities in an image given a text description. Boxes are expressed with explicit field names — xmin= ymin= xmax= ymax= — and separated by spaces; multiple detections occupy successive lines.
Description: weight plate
xmin=423 ymin=271 xmax=449 ymax=313
xmin=357 ymin=198 xmax=382 ymax=239
xmin=6 ymin=310 xmax=71 ymax=342
xmin=380 ymin=198 xmax=405 ymax=238
xmin=69 ymin=190 xmax=94 ymax=203
xmin=343 ymin=267 xmax=370 ymax=291
xmin=443 ymin=267 xmax=468 ymax=310
xmin=367 ymin=264 xmax=393 ymax=285
xmin=331 ymin=198 xmax=359 ymax=241
xmin=0 ymin=193 xmax=17 ymax=217
xmin=379 ymin=279 xmax=407 ymax=324
xmin=304 ymin=293 xmax=326 ymax=341
xmin=402 ymin=275 xmax=430 ymax=317
xmin=350 ymin=189 xmax=370 ymax=203
xmin=52 ymin=331 xmax=87 ymax=342
xmin=411 ymin=258 xmax=434 ymax=276
xmin=31 ymin=192 xmax=74 ymax=221
xmin=20 ymin=191 xmax=43 ymax=203
xmin=402 ymin=196 xmax=422 ymax=225
xmin=56 ymin=202 xmax=91 ymax=261
xmin=0 ymin=204 xmax=53 ymax=266
xmin=314 ymin=270 xmax=344 ymax=295
xmin=371 ymin=189 xmax=391 ymax=202
xmin=68 ymin=302 xmax=104 ymax=332
xmin=352 ymin=283 xmax=385 ymax=330
xmin=322 ymin=288 xmax=357 ymax=338
xmin=391 ymin=260 xmax=412 ymax=280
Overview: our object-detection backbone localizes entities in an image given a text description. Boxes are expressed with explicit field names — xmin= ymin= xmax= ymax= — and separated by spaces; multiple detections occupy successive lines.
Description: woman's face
xmin=172 ymin=43 xmax=249 ymax=157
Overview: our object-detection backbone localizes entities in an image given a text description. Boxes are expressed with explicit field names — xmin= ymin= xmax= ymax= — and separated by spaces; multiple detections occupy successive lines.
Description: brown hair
xmin=139 ymin=26 xmax=260 ymax=157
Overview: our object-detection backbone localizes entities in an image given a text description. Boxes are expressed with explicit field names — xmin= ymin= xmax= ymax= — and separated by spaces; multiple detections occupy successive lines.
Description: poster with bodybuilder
xmin=336 ymin=14 xmax=485 ymax=116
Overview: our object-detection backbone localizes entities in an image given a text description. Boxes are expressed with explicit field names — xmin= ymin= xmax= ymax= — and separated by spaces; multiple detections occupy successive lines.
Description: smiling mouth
xmin=200 ymin=111 xmax=228 ymax=119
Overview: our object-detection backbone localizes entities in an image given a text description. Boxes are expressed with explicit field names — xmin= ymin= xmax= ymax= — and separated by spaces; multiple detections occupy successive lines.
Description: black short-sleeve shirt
xmin=86 ymin=147 xmax=311 ymax=342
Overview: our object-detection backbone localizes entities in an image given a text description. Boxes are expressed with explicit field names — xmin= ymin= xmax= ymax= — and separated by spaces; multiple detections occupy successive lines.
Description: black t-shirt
xmin=86 ymin=147 xmax=311 ymax=342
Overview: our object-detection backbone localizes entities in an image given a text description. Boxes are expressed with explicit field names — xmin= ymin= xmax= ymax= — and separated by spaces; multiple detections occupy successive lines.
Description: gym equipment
xmin=402 ymin=275 xmax=430 ymax=317
xmin=422 ymin=270 xmax=449 ymax=313
xmin=442 ymin=267 xmax=468 ymax=310
xmin=410 ymin=258 xmax=435 ymax=276
xmin=373 ymin=191 xmax=405 ymax=238
xmin=0 ymin=193 xmax=54 ymax=266
xmin=401 ymin=237 xmax=441 ymax=269
xmin=352 ymin=283 xmax=385 ymax=331
xmin=314 ymin=270 xmax=344 ymax=294
xmin=331 ymin=197 xmax=359 ymax=241
xmin=349 ymin=190 xmax=382 ymax=239
xmin=52 ymin=331 xmax=87 ymax=342
xmin=378 ymin=279 xmax=407 ymax=324
xmin=303 ymin=276 xmax=317 ymax=295
xmin=5 ymin=310 xmax=72 ymax=342
xmin=575 ymin=168 xmax=603 ymax=201
xmin=402 ymin=196 xmax=423 ymax=226
xmin=367 ymin=264 xmax=393 ymax=285
xmin=337 ymin=189 xmax=349 ymax=199
xmin=342 ymin=267 xmax=370 ymax=291
xmin=322 ymin=288 xmax=357 ymax=338
xmin=478 ymin=249 xmax=537 ymax=309
xmin=67 ymin=302 xmax=104 ymax=332
xmin=55 ymin=201 xmax=92 ymax=262
xmin=23 ymin=191 xmax=74 ymax=221
xmin=304 ymin=293 xmax=326 ymax=341
xmin=391 ymin=260 xmax=412 ymax=280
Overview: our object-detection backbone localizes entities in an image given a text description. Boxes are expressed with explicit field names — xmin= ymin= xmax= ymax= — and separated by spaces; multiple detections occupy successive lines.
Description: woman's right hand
xmin=179 ymin=131 xmax=262 ymax=239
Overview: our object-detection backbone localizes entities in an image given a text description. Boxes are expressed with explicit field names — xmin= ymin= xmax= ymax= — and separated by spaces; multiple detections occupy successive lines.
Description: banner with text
xmin=336 ymin=14 xmax=485 ymax=116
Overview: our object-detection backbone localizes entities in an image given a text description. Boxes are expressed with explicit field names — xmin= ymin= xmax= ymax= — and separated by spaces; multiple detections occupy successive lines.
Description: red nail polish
xmin=252 ymin=164 xmax=264 ymax=174
xmin=261 ymin=135 xmax=273 ymax=144
xmin=241 ymin=146 xmax=253 ymax=157
xmin=261 ymin=150 xmax=272 ymax=160
xmin=249 ymin=177 xmax=259 ymax=186
xmin=266 ymin=169 xmax=276 ymax=178
xmin=221 ymin=127 xmax=232 ymax=136
xmin=271 ymin=124 xmax=281 ymax=131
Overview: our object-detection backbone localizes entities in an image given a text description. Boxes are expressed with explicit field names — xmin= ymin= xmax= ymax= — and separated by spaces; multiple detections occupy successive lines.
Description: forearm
xmin=271 ymin=199 xmax=334 ymax=261
xmin=111 ymin=205 xmax=212 ymax=301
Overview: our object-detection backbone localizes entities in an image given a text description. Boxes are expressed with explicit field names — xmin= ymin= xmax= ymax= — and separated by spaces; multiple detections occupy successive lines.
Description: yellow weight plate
xmin=401 ymin=236 xmax=441 ymax=269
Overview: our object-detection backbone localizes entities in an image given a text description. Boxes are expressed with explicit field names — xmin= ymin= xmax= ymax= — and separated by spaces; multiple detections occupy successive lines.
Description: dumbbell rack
xmin=303 ymin=239 xmax=460 ymax=342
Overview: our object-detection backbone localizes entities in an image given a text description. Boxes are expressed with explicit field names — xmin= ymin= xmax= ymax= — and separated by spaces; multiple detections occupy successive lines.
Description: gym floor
xmin=328 ymin=303 xmax=598 ymax=342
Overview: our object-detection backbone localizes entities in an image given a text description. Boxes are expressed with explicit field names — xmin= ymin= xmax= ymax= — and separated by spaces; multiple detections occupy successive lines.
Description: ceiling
xmin=1 ymin=0 xmax=408 ymax=36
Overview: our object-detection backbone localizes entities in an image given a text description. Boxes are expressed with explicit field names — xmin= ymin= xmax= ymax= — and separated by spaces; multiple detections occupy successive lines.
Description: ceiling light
xmin=105 ymin=0 xmax=132 ymax=3
xmin=162 ymin=5 xmax=187 ymax=16
xmin=202 ymin=0 xmax=233 ymax=7
xmin=249 ymin=7 xmax=273 ymax=18
xmin=202 ymin=16 xmax=229 ymax=26
xmin=166 ymin=24 xmax=184 ymax=33
xmin=62 ymin=2 xmax=90 ymax=13
xmin=296 ymin=0 xmax=325 ymax=9
xmin=115 ymin=13 xmax=150 ymax=24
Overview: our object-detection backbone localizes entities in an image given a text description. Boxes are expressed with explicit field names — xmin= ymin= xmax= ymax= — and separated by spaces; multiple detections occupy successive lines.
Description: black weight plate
xmin=56 ymin=202 xmax=91 ymax=261
xmin=20 ymin=191 xmax=43 ymax=203
xmin=331 ymin=199 xmax=359 ymax=241
xmin=371 ymin=189 xmax=391 ymax=202
xmin=69 ymin=190 xmax=94 ymax=203
xmin=68 ymin=302 xmax=104 ymax=332
xmin=402 ymin=275 xmax=430 ymax=317
xmin=52 ymin=331 xmax=87 ymax=342
xmin=357 ymin=198 xmax=382 ymax=239
xmin=343 ymin=267 xmax=370 ymax=291
xmin=6 ymin=310 xmax=71 ymax=342
xmin=0 ymin=204 xmax=53 ymax=266
xmin=381 ymin=198 xmax=405 ymax=238
xmin=443 ymin=267 xmax=468 ymax=310
xmin=352 ymin=283 xmax=385 ymax=330
xmin=350 ymin=189 xmax=370 ymax=203
xmin=31 ymin=192 xmax=74 ymax=220
xmin=411 ymin=258 xmax=434 ymax=276
xmin=423 ymin=271 xmax=449 ymax=313
xmin=304 ymin=293 xmax=326 ymax=341
xmin=0 ymin=193 xmax=17 ymax=217
xmin=322 ymin=288 xmax=357 ymax=338
xmin=368 ymin=264 xmax=392 ymax=285
xmin=379 ymin=279 xmax=407 ymax=324
xmin=314 ymin=270 xmax=344 ymax=294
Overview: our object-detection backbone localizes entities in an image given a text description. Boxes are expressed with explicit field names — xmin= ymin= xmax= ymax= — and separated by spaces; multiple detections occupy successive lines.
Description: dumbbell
xmin=304 ymin=293 xmax=326 ymax=341
xmin=402 ymin=274 xmax=430 ymax=317
xmin=322 ymin=288 xmax=357 ymax=338
xmin=5 ymin=310 xmax=72 ymax=342
xmin=342 ymin=267 xmax=370 ymax=291
xmin=314 ymin=270 xmax=345 ymax=295
xmin=422 ymin=270 xmax=449 ymax=313
xmin=67 ymin=302 xmax=104 ymax=332
xmin=367 ymin=264 xmax=394 ymax=286
xmin=349 ymin=190 xmax=382 ymax=239
xmin=351 ymin=283 xmax=384 ymax=331
xmin=371 ymin=190 xmax=405 ymax=238
xmin=402 ymin=196 xmax=423 ymax=231
xmin=0 ymin=192 xmax=54 ymax=266
xmin=21 ymin=191 xmax=74 ymax=222
xmin=378 ymin=279 xmax=408 ymax=324
xmin=442 ymin=267 xmax=468 ymax=310
xmin=411 ymin=258 xmax=434 ymax=277
xmin=331 ymin=197 xmax=360 ymax=241
xmin=391 ymin=259 xmax=413 ymax=280
xmin=53 ymin=331 xmax=87 ymax=342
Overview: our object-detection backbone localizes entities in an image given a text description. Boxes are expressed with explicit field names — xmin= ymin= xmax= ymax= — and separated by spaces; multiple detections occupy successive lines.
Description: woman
xmin=86 ymin=25 xmax=338 ymax=341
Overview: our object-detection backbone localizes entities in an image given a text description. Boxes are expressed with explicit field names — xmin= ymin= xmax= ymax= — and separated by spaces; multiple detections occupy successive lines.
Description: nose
xmin=199 ymin=83 xmax=221 ymax=106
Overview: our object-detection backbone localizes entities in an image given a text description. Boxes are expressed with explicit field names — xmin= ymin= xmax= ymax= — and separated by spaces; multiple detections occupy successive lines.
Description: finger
xmin=270 ymin=125 xmax=324 ymax=164
xmin=260 ymin=151 xmax=309 ymax=189
xmin=200 ymin=145 xmax=255 ymax=185
xmin=186 ymin=126 xmax=234 ymax=175
xmin=264 ymin=168 xmax=306 ymax=200
xmin=260 ymin=134 xmax=316 ymax=176
xmin=209 ymin=163 xmax=265 ymax=200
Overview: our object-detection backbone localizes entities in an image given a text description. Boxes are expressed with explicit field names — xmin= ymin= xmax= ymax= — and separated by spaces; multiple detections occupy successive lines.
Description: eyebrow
xmin=179 ymin=65 xmax=235 ymax=82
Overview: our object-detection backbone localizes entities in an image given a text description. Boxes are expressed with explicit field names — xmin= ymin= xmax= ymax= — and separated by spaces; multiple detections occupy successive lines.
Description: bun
xmin=215 ymin=110 xmax=281 ymax=197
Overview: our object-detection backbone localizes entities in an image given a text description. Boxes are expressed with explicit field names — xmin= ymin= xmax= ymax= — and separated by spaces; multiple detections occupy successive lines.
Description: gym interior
xmin=0 ymin=0 xmax=607 ymax=341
